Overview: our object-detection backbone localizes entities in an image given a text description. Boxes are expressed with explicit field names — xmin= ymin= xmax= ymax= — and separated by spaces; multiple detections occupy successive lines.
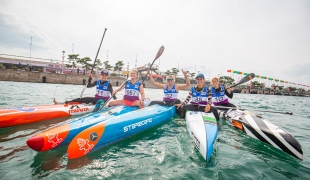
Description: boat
xmin=218 ymin=109 xmax=303 ymax=160
xmin=67 ymin=104 xmax=176 ymax=159
xmin=0 ymin=102 xmax=96 ymax=128
xmin=185 ymin=111 xmax=218 ymax=160
xmin=27 ymin=105 xmax=139 ymax=151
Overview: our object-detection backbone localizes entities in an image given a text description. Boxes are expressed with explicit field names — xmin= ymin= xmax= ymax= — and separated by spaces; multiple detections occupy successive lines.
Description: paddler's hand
xmin=112 ymin=90 xmax=117 ymax=95
xmin=204 ymin=104 xmax=211 ymax=112
xmin=88 ymin=73 xmax=93 ymax=78
xmin=182 ymin=69 xmax=187 ymax=76
xmin=140 ymin=100 xmax=145 ymax=107
xmin=175 ymin=104 xmax=182 ymax=109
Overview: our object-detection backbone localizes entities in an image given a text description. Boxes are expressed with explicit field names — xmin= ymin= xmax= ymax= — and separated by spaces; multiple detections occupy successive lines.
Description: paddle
xmin=229 ymin=73 xmax=255 ymax=89
xmin=141 ymin=46 xmax=165 ymax=85
xmin=215 ymin=106 xmax=293 ymax=115
xmin=97 ymin=45 xmax=164 ymax=111
xmin=80 ymin=28 xmax=108 ymax=98
xmin=97 ymin=77 xmax=131 ymax=111
xmin=210 ymin=73 xmax=255 ymax=95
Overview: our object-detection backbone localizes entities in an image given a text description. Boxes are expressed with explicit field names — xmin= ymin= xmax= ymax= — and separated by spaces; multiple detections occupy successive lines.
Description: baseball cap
xmin=101 ymin=70 xmax=109 ymax=75
xmin=195 ymin=73 xmax=205 ymax=79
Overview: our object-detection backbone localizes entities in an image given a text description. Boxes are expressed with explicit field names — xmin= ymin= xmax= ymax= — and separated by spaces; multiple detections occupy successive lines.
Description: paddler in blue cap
xmin=175 ymin=73 xmax=219 ymax=121
xmin=53 ymin=70 xmax=116 ymax=110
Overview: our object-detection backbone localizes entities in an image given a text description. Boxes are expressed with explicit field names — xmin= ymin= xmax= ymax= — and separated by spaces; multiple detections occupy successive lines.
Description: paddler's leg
xmin=148 ymin=101 xmax=166 ymax=106
xmin=178 ymin=104 xmax=198 ymax=118
xmin=108 ymin=99 xmax=127 ymax=107
xmin=197 ymin=106 xmax=220 ymax=121
xmin=131 ymin=99 xmax=145 ymax=108
xmin=53 ymin=98 xmax=59 ymax=105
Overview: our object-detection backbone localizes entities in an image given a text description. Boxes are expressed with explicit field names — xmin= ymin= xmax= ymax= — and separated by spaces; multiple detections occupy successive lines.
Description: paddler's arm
xmin=225 ymin=86 xmax=234 ymax=99
xmin=108 ymin=83 xmax=117 ymax=100
xmin=147 ymin=70 xmax=165 ymax=89
xmin=176 ymin=69 xmax=191 ymax=91
xmin=140 ymin=84 xmax=145 ymax=100
xmin=86 ymin=74 xmax=97 ymax=88
xmin=204 ymin=88 xmax=213 ymax=112
xmin=175 ymin=91 xmax=192 ymax=109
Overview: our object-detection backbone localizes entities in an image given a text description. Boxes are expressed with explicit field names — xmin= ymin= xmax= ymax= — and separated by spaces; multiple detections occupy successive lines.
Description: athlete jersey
xmin=124 ymin=80 xmax=141 ymax=101
xmin=95 ymin=80 xmax=110 ymax=101
xmin=163 ymin=84 xmax=178 ymax=102
xmin=190 ymin=86 xmax=209 ymax=106
xmin=211 ymin=86 xmax=229 ymax=105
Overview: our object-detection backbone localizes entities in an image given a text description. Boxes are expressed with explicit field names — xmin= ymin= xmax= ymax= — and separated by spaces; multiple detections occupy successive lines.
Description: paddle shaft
xmin=80 ymin=28 xmax=108 ymax=98
xmin=98 ymin=46 xmax=164 ymax=110
xmin=98 ymin=78 xmax=129 ymax=111
xmin=215 ymin=106 xmax=293 ymax=115
xmin=209 ymin=73 xmax=255 ymax=95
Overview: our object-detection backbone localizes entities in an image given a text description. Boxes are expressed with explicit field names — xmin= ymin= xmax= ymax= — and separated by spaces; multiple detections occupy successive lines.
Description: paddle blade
xmin=239 ymin=73 xmax=255 ymax=84
xmin=232 ymin=73 xmax=255 ymax=87
xmin=154 ymin=46 xmax=165 ymax=60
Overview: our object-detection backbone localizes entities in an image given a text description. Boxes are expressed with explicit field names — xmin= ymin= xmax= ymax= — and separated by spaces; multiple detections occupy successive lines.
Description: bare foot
xmin=53 ymin=98 xmax=59 ymax=105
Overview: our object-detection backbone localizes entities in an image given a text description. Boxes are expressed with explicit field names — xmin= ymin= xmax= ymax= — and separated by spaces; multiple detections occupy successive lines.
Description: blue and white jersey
xmin=124 ymin=80 xmax=141 ymax=101
xmin=211 ymin=86 xmax=229 ymax=106
xmin=190 ymin=86 xmax=209 ymax=106
xmin=95 ymin=80 xmax=110 ymax=101
xmin=163 ymin=84 xmax=178 ymax=102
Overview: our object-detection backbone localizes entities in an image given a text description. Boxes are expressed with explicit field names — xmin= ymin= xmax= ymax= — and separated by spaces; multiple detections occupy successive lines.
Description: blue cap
xmin=101 ymin=70 xmax=109 ymax=75
xmin=195 ymin=73 xmax=205 ymax=79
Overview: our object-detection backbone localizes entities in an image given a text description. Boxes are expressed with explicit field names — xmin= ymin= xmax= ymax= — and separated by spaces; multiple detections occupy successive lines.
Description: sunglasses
xmin=167 ymin=78 xmax=174 ymax=81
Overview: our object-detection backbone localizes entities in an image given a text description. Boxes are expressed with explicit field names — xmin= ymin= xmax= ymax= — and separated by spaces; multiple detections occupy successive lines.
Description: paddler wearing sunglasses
xmin=147 ymin=69 xmax=190 ymax=106
xmin=175 ymin=73 xmax=219 ymax=121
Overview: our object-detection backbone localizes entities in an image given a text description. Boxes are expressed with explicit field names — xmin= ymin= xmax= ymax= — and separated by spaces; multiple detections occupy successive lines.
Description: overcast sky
xmin=0 ymin=0 xmax=309 ymax=86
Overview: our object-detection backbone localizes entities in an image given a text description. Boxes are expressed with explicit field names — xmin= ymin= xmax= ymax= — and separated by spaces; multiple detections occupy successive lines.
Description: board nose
xmin=27 ymin=135 xmax=44 ymax=151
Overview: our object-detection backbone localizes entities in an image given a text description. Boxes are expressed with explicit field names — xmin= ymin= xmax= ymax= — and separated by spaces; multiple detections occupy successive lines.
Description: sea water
xmin=0 ymin=81 xmax=309 ymax=179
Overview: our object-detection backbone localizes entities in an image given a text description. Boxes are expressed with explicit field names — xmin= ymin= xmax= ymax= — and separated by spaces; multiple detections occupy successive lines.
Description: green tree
xmin=114 ymin=61 xmax=124 ymax=78
xmin=219 ymin=76 xmax=235 ymax=86
xmin=103 ymin=61 xmax=113 ymax=71
xmin=187 ymin=71 xmax=196 ymax=80
xmin=66 ymin=54 xmax=79 ymax=72
xmin=77 ymin=57 xmax=92 ymax=72
xmin=94 ymin=59 xmax=103 ymax=72
xmin=171 ymin=68 xmax=179 ymax=76
xmin=287 ymin=86 xmax=297 ymax=92
xmin=164 ymin=70 xmax=171 ymax=76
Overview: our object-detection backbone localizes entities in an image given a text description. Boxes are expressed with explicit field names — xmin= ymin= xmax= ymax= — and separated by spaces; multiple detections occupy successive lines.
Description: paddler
xmin=53 ymin=70 xmax=116 ymax=109
xmin=175 ymin=73 xmax=219 ymax=121
xmin=109 ymin=69 xmax=145 ymax=108
xmin=147 ymin=69 xmax=191 ymax=106
xmin=210 ymin=77 xmax=236 ymax=109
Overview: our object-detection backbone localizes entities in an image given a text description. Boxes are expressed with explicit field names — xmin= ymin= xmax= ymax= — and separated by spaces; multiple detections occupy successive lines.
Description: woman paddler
xmin=147 ymin=69 xmax=191 ymax=106
xmin=175 ymin=73 xmax=219 ymax=121
xmin=210 ymin=77 xmax=236 ymax=109
xmin=109 ymin=69 xmax=146 ymax=109
xmin=53 ymin=70 xmax=116 ymax=109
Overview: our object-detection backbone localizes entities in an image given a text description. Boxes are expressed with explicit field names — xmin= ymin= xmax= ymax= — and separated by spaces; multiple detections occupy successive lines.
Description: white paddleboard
xmin=186 ymin=111 xmax=218 ymax=160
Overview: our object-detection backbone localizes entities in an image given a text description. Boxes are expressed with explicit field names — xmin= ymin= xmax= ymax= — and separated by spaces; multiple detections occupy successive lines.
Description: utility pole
xmin=107 ymin=50 xmax=109 ymax=61
xmin=30 ymin=37 xmax=32 ymax=61
xmin=135 ymin=55 xmax=137 ymax=68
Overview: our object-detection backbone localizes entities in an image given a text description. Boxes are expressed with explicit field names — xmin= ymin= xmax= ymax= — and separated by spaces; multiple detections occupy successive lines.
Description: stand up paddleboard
xmin=0 ymin=102 xmax=95 ymax=128
xmin=186 ymin=111 xmax=218 ymax=160
xmin=219 ymin=109 xmax=303 ymax=160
